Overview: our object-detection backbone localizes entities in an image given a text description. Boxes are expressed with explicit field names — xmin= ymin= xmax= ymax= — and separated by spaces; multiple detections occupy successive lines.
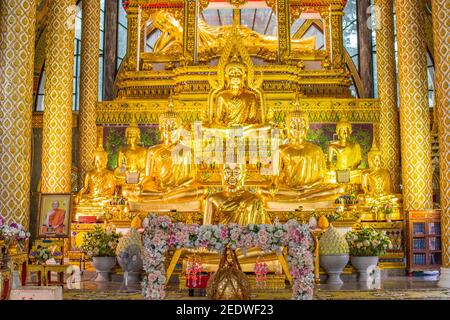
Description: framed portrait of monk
xmin=38 ymin=194 xmax=72 ymax=238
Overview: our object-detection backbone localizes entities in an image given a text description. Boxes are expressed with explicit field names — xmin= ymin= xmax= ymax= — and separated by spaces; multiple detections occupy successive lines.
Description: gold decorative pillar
xmin=183 ymin=0 xmax=198 ymax=65
xmin=374 ymin=0 xmax=401 ymax=192
xmin=41 ymin=0 xmax=76 ymax=194
xmin=276 ymin=0 xmax=291 ymax=63
xmin=321 ymin=5 xmax=345 ymax=69
xmin=78 ymin=0 xmax=101 ymax=187
xmin=125 ymin=6 xmax=139 ymax=71
xmin=395 ymin=0 xmax=433 ymax=210
xmin=0 ymin=0 xmax=36 ymax=228
xmin=432 ymin=0 xmax=450 ymax=285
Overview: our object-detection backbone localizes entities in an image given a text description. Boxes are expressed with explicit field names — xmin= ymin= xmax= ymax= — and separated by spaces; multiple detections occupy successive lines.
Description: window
xmin=73 ymin=3 xmax=82 ymax=111
xmin=117 ymin=1 xmax=128 ymax=70
xmin=343 ymin=0 xmax=359 ymax=70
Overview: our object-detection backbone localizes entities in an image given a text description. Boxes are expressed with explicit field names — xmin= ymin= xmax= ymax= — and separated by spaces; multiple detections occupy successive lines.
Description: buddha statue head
xmin=336 ymin=116 xmax=352 ymax=143
xmin=125 ymin=122 xmax=141 ymax=147
xmin=222 ymin=163 xmax=245 ymax=191
xmin=225 ymin=55 xmax=246 ymax=93
xmin=368 ymin=144 xmax=382 ymax=170
xmin=159 ymin=96 xmax=182 ymax=144
xmin=286 ymin=96 xmax=309 ymax=143
xmin=93 ymin=147 xmax=109 ymax=171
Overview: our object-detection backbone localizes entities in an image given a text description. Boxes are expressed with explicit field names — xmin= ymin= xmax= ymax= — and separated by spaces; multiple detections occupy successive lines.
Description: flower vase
xmin=92 ymin=257 xmax=116 ymax=282
xmin=351 ymin=256 xmax=379 ymax=282
xmin=385 ymin=213 xmax=392 ymax=223
xmin=319 ymin=254 xmax=349 ymax=285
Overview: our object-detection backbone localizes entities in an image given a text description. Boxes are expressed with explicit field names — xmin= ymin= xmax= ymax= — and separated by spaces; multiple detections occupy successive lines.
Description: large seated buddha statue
xmin=359 ymin=144 xmax=401 ymax=207
xmin=75 ymin=146 xmax=115 ymax=206
xmin=262 ymin=105 xmax=345 ymax=204
xmin=140 ymin=99 xmax=195 ymax=196
xmin=326 ymin=116 xmax=363 ymax=184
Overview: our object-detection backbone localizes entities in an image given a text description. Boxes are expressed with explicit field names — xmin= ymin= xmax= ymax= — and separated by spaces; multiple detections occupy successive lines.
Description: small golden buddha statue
xmin=262 ymin=105 xmax=345 ymax=201
xmin=203 ymin=163 xmax=271 ymax=225
xmin=359 ymin=145 xmax=401 ymax=206
xmin=75 ymin=147 xmax=115 ymax=206
xmin=114 ymin=122 xmax=148 ymax=186
xmin=327 ymin=117 xmax=362 ymax=171
xmin=141 ymin=99 xmax=195 ymax=196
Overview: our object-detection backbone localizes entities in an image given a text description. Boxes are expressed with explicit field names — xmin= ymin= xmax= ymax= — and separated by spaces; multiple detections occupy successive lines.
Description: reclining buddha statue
xmin=151 ymin=10 xmax=316 ymax=61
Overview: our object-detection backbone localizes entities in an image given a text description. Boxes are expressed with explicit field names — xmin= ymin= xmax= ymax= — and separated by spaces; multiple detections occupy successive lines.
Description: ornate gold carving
xmin=395 ymin=0 xmax=433 ymax=210
xmin=0 ymin=0 xmax=36 ymax=227
xmin=79 ymin=0 xmax=101 ymax=187
xmin=41 ymin=0 xmax=76 ymax=194
xmin=432 ymin=0 xmax=450 ymax=267
xmin=375 ymin=0 xmax=401 ymax=192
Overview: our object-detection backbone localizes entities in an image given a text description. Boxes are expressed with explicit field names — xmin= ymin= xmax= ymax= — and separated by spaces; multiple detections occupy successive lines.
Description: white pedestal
xmin=438 ymin=267 xmax=450 ymax=288
xmin=10 ymin=286 xmax=63 ymax=300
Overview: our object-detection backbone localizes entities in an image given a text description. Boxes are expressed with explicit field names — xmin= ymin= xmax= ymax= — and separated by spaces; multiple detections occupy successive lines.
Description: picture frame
xmin=38 ymin=194 xmax=72 ymax=238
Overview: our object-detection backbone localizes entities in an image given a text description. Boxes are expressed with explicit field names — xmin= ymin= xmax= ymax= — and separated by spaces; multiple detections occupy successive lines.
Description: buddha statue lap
xmin=75 ymin=147 xmax=115 ymax=207
xmin=326 ymin=117 xmax=363 ymax=184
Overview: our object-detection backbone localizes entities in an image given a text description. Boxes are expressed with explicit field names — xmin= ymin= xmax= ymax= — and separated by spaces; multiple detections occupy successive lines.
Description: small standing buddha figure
xmin=114 ymin=122 xmax=148 ymax=188
xmin=327 ymin=117 xmax=362 ymax=183
xmin=141 ymin=98 xmax=195 ymax=196
xmin=264 ymin=105 xmax=345 ymax=201
xmin=75 ymin=147 xmax=115 ymax=206
xmin=359 ymin=144 xmax=401 ymax=206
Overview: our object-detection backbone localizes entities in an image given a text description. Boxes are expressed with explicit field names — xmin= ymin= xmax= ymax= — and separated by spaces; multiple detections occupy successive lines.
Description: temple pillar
xmin=125 ymin=6 xmax=139 ymax=71
xmin=183 ymin=0 xmax=198 ymax=65
xmin=432 ymin=0 xmax=450 ymax=288
xmin=321 ymin=5 xmax=345 ymax=69
xmin=41 ymin=0 xmax=76 ymax=194
xmin=374 ymin=0 xmax=401 ymax=192
xmin=0 ymin=0 xmax=36 ymax=228
xmin=395 ymin=0 xmax=433 ymax=211
xmin=78 ymin=0 xmax=101 ymax=187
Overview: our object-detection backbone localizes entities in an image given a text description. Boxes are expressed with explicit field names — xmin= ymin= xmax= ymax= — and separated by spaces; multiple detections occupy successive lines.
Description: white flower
xmin=363 ymin=240 xmax=370 ymax=247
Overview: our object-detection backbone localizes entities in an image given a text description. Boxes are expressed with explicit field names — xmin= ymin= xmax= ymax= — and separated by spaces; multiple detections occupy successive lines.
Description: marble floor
xmin=55 ymin=270 xmax=450 ymax=300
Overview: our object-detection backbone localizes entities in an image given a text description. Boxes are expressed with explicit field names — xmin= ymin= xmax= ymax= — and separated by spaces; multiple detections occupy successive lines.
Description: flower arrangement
xmin=345 ymin=227 xmax=391 ymax=257
xmin=0 ymin=216 xmax=31 ymax=252
xmin=30 ymin=246 xmax=52 ymax=264
xmin=81 ymin=225 xmax=122 ymax=260
xmin=141 ymin=214 xmax=314 ymax=301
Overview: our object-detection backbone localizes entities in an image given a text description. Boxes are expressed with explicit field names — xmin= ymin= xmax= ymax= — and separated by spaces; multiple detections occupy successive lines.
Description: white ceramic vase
xmin=319 ymin=254 xmax=349 ymax=285
xmin=351 ymin=256 xmax=379 ymax=282
xmin=92 ymin=256 xmax=116 ymax=282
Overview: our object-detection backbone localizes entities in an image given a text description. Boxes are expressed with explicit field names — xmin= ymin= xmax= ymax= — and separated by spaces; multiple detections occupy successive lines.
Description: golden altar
xmin=70 ymin=0 xmax=405 ymax=275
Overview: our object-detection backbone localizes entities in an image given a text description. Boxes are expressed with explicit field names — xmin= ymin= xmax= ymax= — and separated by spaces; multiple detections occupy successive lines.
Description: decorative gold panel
xmin=0 ymin=0 xmax=36 ymax=228
xmin=395 ymin=0 xmax=433 ymax=211
xmin=374 ymin=0 xmax=401 ymax=192
xmin=78 ymin=0 xmax=101 ymax=186
xmin=432 ymin=0 xmax=450 ymax=268
xmin=41 ymin=0 xmax=76 ymax=194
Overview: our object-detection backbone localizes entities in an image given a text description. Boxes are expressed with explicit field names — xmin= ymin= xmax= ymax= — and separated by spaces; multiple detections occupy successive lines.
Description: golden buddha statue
xmin=74 ymin=147 xmax=115 ymax=206
xmin=262 ymin=106 xmax=345 ymax=202
xmin=327 ymin=117 xmax=362 ymax=171
xmin=152 ymin=11 xmax=316 ymax=60
xmin=114 ymin=122 xmax=148 ymax=186
xmin=141 ymin=99 xmax=195 ymax=196
xmin=203 ymin=163 xmax=271 ymax=225
xmin=359 ymin=145 xmax=401 ymax=206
